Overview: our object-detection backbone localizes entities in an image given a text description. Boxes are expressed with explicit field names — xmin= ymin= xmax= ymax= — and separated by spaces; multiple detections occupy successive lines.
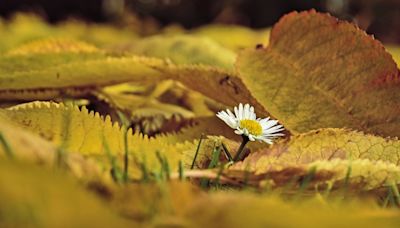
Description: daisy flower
xmin=216 ymin=103 xmax=284 ymax=161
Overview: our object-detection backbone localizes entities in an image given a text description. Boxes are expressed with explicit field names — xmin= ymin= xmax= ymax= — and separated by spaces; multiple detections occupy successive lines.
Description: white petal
xmin=244 ymin=103 xmax=250 ymax=119
xmin=248 ymin=134 xmax=256 ymax=141
xmin=254 ymin=135 xmax=273 ymax=143
xmin=227 ymin=109 xmax=236 ymax=119
xmin=263 ymin=125 xmax=284 ymax=134
xmin=238 ymin=103 xmax=244 ymax=120
xmin=258 ymin=117 xmax=269 ymax=123
xmin=249 ymin=106 xmax=256 ymax=120
xmin=234 ymin=106 xmax=239 ymax=120
xmin=216 ymin=111 xmax=237 ymax=129
xmin=259 ymin=119 xmax=277 ymax=129
xmin=234 ymin=129 xmax=244 ymax=135
xmin=262 ymin=138 xmax=273 ymax=144
xmin=243 ymin=128 xmax=249 ymax=136
xmin=227 ymin=110 xmax=239 ymax=128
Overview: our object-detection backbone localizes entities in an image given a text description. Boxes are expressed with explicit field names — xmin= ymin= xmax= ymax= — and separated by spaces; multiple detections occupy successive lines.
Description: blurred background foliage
xmin=0 ymin=0 xmax=399 ymax=44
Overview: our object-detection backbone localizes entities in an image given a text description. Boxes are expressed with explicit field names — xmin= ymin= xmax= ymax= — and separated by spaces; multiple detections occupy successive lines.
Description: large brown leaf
xmin=237 ymin=10 xmax=400 ymax=137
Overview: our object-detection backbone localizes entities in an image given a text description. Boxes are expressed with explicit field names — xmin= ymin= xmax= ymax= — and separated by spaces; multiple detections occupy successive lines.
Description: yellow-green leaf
xmin=0 ymin=160 xmax=133 ymax=227
xmin=0 ymin=13 xmax=139 ymax=52
xmin=122 ymin=34 xmax=236 ymax=70
xmin=0 ymin=39 xmax=164 ymax=100
xmin=192 ymin=24 xmax=270 ymax=52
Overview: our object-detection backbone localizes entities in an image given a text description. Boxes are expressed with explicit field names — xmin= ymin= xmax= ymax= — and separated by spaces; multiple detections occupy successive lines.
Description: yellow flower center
xmin=239 ymin=119 xmax=262 ymax=136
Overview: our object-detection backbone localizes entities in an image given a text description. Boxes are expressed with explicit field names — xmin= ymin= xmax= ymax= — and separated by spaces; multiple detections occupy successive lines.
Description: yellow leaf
xmin=0 ymin=101 xmax=212 ymax=178
xmin=230 ymin=128 xmax=400 ymax=190
xmin=237 ymin=128 xmax=400 ymax=172
xmin=0 ymin=112 xmax=102 ymax=180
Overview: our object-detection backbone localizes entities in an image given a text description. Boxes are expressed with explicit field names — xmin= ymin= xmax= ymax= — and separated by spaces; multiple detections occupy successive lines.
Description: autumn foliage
xmin=1 ymin=10 xmax=400 ymax=227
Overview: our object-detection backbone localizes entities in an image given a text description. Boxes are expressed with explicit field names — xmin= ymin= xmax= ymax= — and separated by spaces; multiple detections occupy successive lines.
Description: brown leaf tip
xmin=270 ymin=9 xmax=399 ymax=85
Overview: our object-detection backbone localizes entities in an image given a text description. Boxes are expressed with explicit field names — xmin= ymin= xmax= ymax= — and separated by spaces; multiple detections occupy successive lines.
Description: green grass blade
xmin=0 ymin=132 xmax=14 ymax=159
xmin=391 ymin=182 xmax=400 ymax=207
xmin=156 ymin=151 xmax=171 ymax=181
xmin=191 ymin=134 xmax=204 ymax=169
xmin=117 ymin=111 xmax=130 ymax=183
xmin=200 ymin=144 xmax=221 ymax=188
xmin=383 ymin=185 xmax=395 ymax=208
xmin=102 ymin=136 xmax=123 ymax=184
xmin=293 ymin=166 xmax=317 ymax=200
xmin=139 ymin=154 xmax=150 ymax=182
xmin=178 ymin=160 xmax=184 ymax=181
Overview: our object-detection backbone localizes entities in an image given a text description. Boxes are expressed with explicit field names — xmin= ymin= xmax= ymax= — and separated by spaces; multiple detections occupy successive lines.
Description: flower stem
xmin=234 ymin=135 xmax=250 ymax=162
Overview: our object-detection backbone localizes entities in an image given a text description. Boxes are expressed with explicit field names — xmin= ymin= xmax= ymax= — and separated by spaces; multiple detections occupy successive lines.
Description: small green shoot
xmin=294 ymin=166 xmax=317 ymax=200
xmin=383 ymin=185 xmax=395 ymax=208
xmin=390 ymin=182 xmax=400 ymax=207
xmin=200 ymin=144 xmax=221 ymax=188
xmin=0 ymin=132 xmax=14 ymax=159
xmin=156 ymin=151 xmax=171 ymax=180
xmin=140 ymin=162 xmax=150 ymax=182
xmin=102 ymin=136 xmax=124 ymax=184
xmin=56 ymin=104 xmax=72 ymax=168
xmin=178 ymin=160 xmax=184 ymax=181
xmin=117 ymin=111 xmax=130 ymax=183
xmin=55 ymin=147 xmax=67 ymax=168
xmin=299 ymin=166 xmax=317 ymax=191
xmin=340 ymin=164 xmax=353 ymax=199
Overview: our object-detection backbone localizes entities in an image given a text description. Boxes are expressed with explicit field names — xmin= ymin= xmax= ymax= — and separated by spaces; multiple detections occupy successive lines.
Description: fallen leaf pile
xmin=1 ymin=10 xmax=400 ymax=227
